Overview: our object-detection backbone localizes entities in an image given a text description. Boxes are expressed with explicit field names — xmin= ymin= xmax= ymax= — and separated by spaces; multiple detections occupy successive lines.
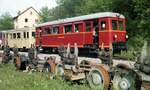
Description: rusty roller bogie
xmin=57 ymin=43 xmax=111 ymax=89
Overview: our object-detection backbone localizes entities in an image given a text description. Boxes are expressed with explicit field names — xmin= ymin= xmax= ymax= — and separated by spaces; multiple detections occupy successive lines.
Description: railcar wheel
xmin=55 ymin=64 xmax=64 ymax=79
xmin=14 ymin=55 xmax=21 ymax=70
xmin=113 ymin=64 xmax=141 ymax=90
xmin=87 ymin=64 xmax=110 ymax=90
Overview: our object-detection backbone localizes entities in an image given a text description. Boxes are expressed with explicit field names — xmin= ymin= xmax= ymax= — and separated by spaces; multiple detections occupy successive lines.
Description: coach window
xmin=86 ymin=22 xmax=91 ymax=32
xmin=10 ymin=33 xmax=12 ymax=39
xmin=74 ymin=24 xmax=79 ymax=32
xmin=27 ymin=32 xmax=29 ymax=38
xmin=65 ymin=25 xmax=72 ymax=33
xmin=17 ymin=33 xmax=21 ymax=39
xmin=119 ymin=21 xmax=123 ymax=31
xmin=44 ymin=28 xmax=51 ymax=34
xmin=112 ymin=20 xmax=117 ymax=30
xmin=101 ymin=21 xmax=106 ymax=30
xmin=52 ymin=27 xmax=59 ymax=34
xmin=13 ymin=33 xmax=16 ymax=39
xmin=24 ymin=32 xmax=26 ymax=38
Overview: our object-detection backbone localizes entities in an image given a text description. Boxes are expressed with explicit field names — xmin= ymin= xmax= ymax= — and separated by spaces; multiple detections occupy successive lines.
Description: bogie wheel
xmin=87 ymin=64 xmax=110 ymax=90
xmin=113 ymin=64 xmax=141 ymax=90
xmin=14 ymin=55 xmax=21 ymax=70
xmin=55 ymin=64 xmax=65 ymax=79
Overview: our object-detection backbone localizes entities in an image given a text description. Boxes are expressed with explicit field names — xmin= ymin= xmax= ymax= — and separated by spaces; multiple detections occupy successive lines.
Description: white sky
xmin=0 ymin=0 xmax=57 ymax=17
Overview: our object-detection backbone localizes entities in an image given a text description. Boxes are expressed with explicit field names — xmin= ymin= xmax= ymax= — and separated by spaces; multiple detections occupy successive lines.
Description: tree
xmin=39 ymin=6 xmax=54 ymax=22
xmin=133 ymin=0 xmax=150 ymax=38
xmin=0 ymin=12 xmax=14 ymax=30
xmin=75 ymin=0 xmax=112 ymax=15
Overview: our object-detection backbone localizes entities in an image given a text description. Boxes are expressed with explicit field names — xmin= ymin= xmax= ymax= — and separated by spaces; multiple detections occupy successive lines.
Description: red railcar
xmin=36 ymin=12 xmax=128 ymax=52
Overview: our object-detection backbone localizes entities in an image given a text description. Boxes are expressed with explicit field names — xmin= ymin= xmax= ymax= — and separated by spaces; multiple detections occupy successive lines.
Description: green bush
xmin=127 ymin=35 xmax=145 ymax=51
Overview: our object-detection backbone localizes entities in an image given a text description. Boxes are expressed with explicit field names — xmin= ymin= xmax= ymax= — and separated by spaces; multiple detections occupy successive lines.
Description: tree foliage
xmin=0 ymin=12 xmax=14 ymax=30
xmin=39 ymin=6 xmax=54 ymax=22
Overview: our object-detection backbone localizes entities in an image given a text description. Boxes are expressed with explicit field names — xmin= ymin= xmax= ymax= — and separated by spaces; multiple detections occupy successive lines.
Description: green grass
xmin=0 ymin=64 xmax=92 ymax=90
xmin=114 ymin=49 xmax=135 ymax=60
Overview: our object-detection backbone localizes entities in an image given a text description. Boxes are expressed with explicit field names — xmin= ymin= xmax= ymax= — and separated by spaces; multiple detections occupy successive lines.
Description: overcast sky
xmin=0 ymin=0 xmax=57 ymax=17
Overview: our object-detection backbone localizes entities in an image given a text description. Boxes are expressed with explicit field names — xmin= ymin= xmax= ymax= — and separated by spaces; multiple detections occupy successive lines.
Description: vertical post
xmin=74 ymin=43 xmax=78 ymax=66
xmin=109 ymin=43 xmax=113 ymax=67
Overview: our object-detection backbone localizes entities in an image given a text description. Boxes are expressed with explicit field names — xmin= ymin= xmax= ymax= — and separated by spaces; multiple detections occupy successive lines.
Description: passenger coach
xmin=7 ymin=28 xmax=35 ymax=50
xmin=36 ymin=12 xmax=128 ymax=53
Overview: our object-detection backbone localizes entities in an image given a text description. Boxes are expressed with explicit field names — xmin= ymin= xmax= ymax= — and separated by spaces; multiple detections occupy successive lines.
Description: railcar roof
xmin=37 ymin=12 xmax=125 ymax=27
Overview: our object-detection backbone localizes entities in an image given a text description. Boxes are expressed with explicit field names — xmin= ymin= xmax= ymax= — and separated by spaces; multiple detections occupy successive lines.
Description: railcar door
xmin=93 ymin=19 xmax=99 ymax=47
xmin=36 ymin=28 xmax=42 ymax=50
xmin=99 ymin=18 xmax=109 ymax=48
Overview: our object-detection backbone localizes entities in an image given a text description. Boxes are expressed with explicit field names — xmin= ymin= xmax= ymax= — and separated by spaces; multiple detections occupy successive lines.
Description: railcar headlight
xmin=114 ymin=34 xmax=117 ymax=38
xmin=126 ymin=35 xmax=128 ymax=39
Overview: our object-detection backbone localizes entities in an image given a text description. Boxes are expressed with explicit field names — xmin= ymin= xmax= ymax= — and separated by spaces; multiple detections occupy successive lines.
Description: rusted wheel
xmin=14 ymin=55 xmax=21 ymax=70
xmin=113 ymin=64 xmax=141 ymax=90
xmin=87 ymin=64 xmax=110 ymax=90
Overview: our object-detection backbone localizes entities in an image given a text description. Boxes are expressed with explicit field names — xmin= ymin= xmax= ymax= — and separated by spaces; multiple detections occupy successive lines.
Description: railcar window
xmin=65 ymin=25 xmax=72 ymax=33
xmin=44 ymin=28 xmax=51 ymax=34
xmin=32 ymin=32 xmax=35 ymax=37
xmin=52 ymin=27 xmax=59 ymax=34
xmin=27 ymin=32 xmax=29 ymax=38
xmin=74 ymin=24 xmax=79 ymax=32
xmin=101 ymin=21 xmax=106 ymax=30
xmin=119 ymin=21 xmax=123 ymax=30
xmin=17 ymin=33 xmax=21 ymax=38
xmin=24 ymin=32 xmax=26 ymax=38
xmin=112 ymin=20 xmax=117 ymax=30
xmin=86 ymin=22 xmax=91 ymax=32
xmin=13 ymin=33 xmax=16 ymax=39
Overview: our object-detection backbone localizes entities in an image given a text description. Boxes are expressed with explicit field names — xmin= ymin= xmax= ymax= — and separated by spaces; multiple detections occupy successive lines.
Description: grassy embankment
xmin=0 ymin=64 xmax=94 ymax=90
